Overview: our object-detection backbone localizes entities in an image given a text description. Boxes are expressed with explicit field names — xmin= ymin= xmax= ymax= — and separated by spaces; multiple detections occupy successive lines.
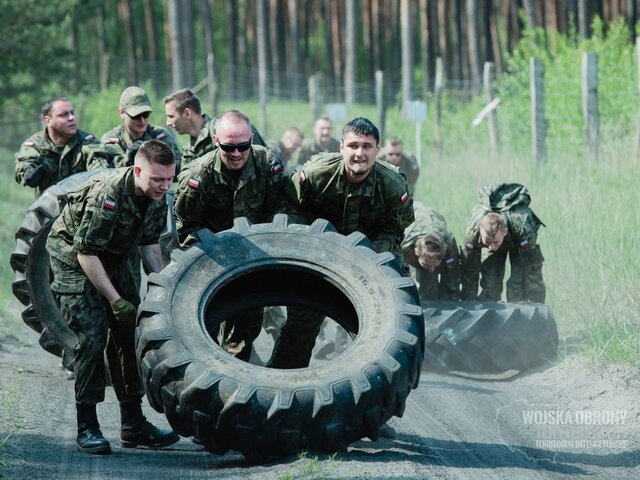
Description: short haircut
xmin=163 ymin=88 xmax=201 ymax=114
xmin=283 ymin=126 xmax=303 ymax=139
xmin=137 ymin=139 xmax=175 ymax=166
xmin=314 ymin=116 xmax=332 ymax=126
xmin=215 ymin=109 xmax=252 ymax=134
xmin=385 ymin=137 xmax=403 ymax=148
xmin=479 ymin=212 xmax=507 ymax=237
xmin=415 ymin=233 xmax=446 ymax=265
xmin=342 ymin=117 xmax=380 ymax=144
xmin=42 ymin=97 xmax=70 ymax=118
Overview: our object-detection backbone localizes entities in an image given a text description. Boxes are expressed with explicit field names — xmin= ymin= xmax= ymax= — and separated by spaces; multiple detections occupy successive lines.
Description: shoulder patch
xmin=102 ymin=198 xmax=117 ymax=210
xmin=109 ymin=137 xmax=120 ymax=144
xmin=156 ymin=132 xmax=168 ymax=140
xmin=84 ymin=134 xmax=95 ymax=142
xmin=23 ymin=141 xmax=34 ymax=147
xmin=465 ymin=242 xmax=475 ymax=251
xmin=519 ymin=239 xmax=529 ymax=249
xmin=187 ymin=178 xmax=200 ymax=189
xmin=445 ymin=256 xmax=456 ymax=267
xmin=400 ymin=191 xmax=409 ymax=204
xmin=272 ymin=162 xmax=283 ymax=174
xmin=299 ymin=170 xmax=306 ymax=183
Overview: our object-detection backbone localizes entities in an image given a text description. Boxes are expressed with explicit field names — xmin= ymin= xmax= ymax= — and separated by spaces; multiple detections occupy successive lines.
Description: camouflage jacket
xmin=378 ymin=151 xmax=420 ymax=193
xmin=173 ymin=145 xmax=287 ymax=242
xmin=181 ymin=115 xmax=267 ymax=170
xmin=285 ymin=153 xmax=414 ymax=266
xmin=267 ymin=139 xmax=293 ymax=168
xmin=46 ymin=167 xmax=167 ymax=290
xmin=101 ymin=124 xmax=182 ymax=170
xmin=461 ymin=183 xmax=544 ymax=300
xmin=296 ymin=137 xmax=341 ymax=167
xmin=15 ymin=128 xmax=113 ymax=197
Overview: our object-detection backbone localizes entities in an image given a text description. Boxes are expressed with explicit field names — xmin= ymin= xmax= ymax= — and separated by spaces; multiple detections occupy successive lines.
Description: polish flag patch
xmin=446 ymin=256 xmax=456 ymax=267
xmin=299 ymin=171 xmax=306 ymax=183
xmin=187 ymin=178 xmax=200 ymax=189
xmin=109 ymin=137 xmax=120 ymax=144
xmin=400 ymin=191 xmax=409 ymax=203
xmin=84 ymin=134 xmax=95 ymax=141
xmin=156 ymin=132 xmax=168 ymax=140
xmin=520 ymin=239 xmax=529 ymax=249
xmin=465 ymin=242 xmax=475 ymax=251
xmin=103 ymin=199 xmax=117 ymax=210
xmin=272 ymin=162 xmax=283 ymax=174
xmin=23 ymin=141 xmax=34 ymax=147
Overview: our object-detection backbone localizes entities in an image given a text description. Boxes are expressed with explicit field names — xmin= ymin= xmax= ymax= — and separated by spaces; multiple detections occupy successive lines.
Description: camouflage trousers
xmin=268 ymin=306 xmax=325 ymax=369
xmin=50 ymin=256 xmax=143 ymax=405
xmin=211 ymin=306 xmax=264 ymax=361
xmin=479 ymin=245 xmax=546 ymax=303
xmin=415 ymin=265 xmax=460 ymax=304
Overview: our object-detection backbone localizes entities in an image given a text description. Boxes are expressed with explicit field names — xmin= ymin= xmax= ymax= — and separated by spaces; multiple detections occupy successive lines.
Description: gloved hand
xmin=110 ymin=298 xmax=137 ymax=328
xmin=124 ymin=140 xmax=144 ymax=164
xmin=22 ymin=164 xmax=45 ymax=187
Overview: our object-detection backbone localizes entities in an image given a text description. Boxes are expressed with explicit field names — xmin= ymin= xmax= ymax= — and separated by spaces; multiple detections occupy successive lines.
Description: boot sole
xmin=77 ymin=444 xmax=112 ymax=455
xmin=121 ymin=433 xmax=180 ymax=449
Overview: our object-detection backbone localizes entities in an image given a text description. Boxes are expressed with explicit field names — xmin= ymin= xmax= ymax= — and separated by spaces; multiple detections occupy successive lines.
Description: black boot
xmin=120 ymin=399 xmax=179 ymax=449
xmin=76 ymin=403 xmax=111 ymax=454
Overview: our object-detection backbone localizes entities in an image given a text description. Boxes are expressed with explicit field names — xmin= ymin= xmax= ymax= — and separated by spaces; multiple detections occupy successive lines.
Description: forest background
xmin=0 ymin=0 xmax=638 ymax=366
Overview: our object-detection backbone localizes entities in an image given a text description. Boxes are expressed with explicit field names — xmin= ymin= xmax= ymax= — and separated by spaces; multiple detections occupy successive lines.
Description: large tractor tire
xmin=136 ymin=215 xmax=424 ymax=463
xmin=10 ymin=171 xmax=102 ymax=367
xmin=422 ymin=301 xmax=558 ymax=373
xmin=10 ymin=170 xmax=178 ymax=369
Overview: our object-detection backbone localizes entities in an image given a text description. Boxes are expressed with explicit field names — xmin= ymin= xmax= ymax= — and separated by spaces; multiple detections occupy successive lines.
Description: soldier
xmin=269 ymin=117 xmax=414 ymax=370
xmin=173 ymin=110 xmax=287 ymax=361
xmin=402 ymin=202 xmax=461 ymax=305
xmin=164 ymin=88 xmax=266 ymax=170
xmin=45 ymin=140 xmax=179 ymax=455
xmin=267 ymin=127 xmax=304 ymax=170
xmin=296 ymin=116 xmax=341 ymax=166
xmin=378 ymin=137 xmax=420 ymax=194
xmin=102 ymin=86 xmax=181 ymax=171
xmin=15 ymin=97 xmax=113 ymax=197
xmin=461 ymin=183 xmax=545 ymax=303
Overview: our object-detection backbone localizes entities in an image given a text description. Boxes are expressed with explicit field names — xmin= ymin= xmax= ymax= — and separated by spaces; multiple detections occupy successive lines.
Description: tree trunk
xmin=345 ymin=0 xmax=356 ymax=104
xmin=466 ymin=0 xmax=480 ymax=93
xmin=400 ymin=0 xmax=413 ymax=107
xmin=437 ymin=0 xmax=451 ymax=79
xmin=488 ymin=0 xmax=503 ymax=75
xmin=419 ymin=0 xmax=431 ymax=94
xmin=118 ymin=0 xmax=138 ymax=85
xmin=270 ymin=0 xmax=286 ymax=97
xmin=287 ymin=0 xmax=301 ymax=99
xmin=256 ymin=0 xmax=268 ymax=135
xmin=201 ymin=0 xmax=216 ymax=113
xmin=96 ymin=5 xmax=109 ymax=90
xmin=142 ymin=0 xmax=159 ymax=95
xmin=225 ymin=0 xmax=238 ymax=100
xmin=321 ymin=0 xmax=336 ymax=91
xmin=331 ymin=0 xmax=343 ymax=86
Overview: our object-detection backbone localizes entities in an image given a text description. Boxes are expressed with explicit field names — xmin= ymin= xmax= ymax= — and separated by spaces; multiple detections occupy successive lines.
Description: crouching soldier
xmin=461 ymin=183 xmax=545 ymax=303
xmin=402 ymin=202 xmax=461 ymax=305
xmin=46 ymin=140 xmax=179 ymax=454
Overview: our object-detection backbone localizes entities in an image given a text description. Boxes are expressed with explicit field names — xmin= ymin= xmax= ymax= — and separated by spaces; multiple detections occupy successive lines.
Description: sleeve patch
xmin=109 ymin=137 xmax=120 ymax=144
xmin=299 ymin=171 xmax=306 ymax=183
xmin=23 ymin=141 xmax=34 ymax=147
xmin=272 ymin=162 xmax=283 ymax=174
xmin=465 ymin=242 xmax=475 ymax=251
xmin=187 ymin=178 xmax=200 ymax=189
xmin=102 ymin=199 xmax=117 ymax=210
xmin=156 ymin=132 xmax=168 ymax=140
xmin=84 ymin=134 xmax=95 ymax=142
xmin=445 ymin=256 xmax=456 ymax=267
xmin=520 ymin=239 xmax=529 ymax=249
xmin=400 ymin=191 xmax=409 ymax=203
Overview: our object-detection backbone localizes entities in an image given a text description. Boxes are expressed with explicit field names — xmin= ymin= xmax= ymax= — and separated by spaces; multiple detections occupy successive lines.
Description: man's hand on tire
xmin=110 ymin=298 xmax=137 ymax=328
xmin=23 ymin=164 xmax=45 ymax=187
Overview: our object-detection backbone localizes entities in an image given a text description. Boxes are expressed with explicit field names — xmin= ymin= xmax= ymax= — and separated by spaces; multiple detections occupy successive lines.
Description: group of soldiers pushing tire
xmin=12 ymin=85 xmax=546 ymax=457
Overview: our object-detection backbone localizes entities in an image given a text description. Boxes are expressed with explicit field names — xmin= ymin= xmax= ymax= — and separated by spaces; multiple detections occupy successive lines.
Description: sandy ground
xmin=1 ymin=326 xmax=639 ymax=480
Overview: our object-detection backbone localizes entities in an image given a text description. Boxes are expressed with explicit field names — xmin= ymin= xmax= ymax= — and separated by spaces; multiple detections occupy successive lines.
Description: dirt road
xmin=1 ymin=327 xmax=638 ymax=480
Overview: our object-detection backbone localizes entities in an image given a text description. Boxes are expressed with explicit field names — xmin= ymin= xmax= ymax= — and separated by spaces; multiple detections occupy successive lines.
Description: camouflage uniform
xmin=461 ymin=183 xmax=545 ymax=303
xmin=181 ymin=115 xmax=266 ymax=170
xmin=270 ymin=153 xmax=415 ymax=368
xmin=173 ymin=145 xmax=287 ymax=360
xmin=46 ymin=167 xmax=167 ymax=405
xmin=296 ymin=137 xmax=341 ymax=167
xmin=402 ymin=201 xmax=460 ymax=304
xmin=267 ymin=139 xmax=294 ymax=170
xmin=101 ymin=124 xmax=181 ymax=171
xmin=378 ymin=151 xmax=420 ymax=193
xmin=15 ymin=128 xmax=113 ymax=197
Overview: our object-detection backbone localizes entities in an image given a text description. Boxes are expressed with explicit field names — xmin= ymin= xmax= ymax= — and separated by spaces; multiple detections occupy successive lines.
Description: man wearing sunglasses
xmin=173 ymin=109 xmax=287 ymax=361
xmin=377 ymin=137 xmax=420 ymax=194
xmin=164 ymin=88 xmax=266 ymax=170
xmin=101 ymin=86 xmax=181 ymax=171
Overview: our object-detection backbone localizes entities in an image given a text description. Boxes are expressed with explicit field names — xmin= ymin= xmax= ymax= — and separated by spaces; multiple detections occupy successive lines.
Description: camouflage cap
xmin=119 ymin=86 xmax=153 ymax=116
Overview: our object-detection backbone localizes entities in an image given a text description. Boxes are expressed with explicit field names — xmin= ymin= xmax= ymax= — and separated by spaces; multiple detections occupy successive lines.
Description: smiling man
xmin=15 ymin=97 xmax=113 ymax=197
xmin=173 ymin=109 xmax=288 ymax=361
xmin=101 ymin=86 xmax=181 ymax=171
xmin=46 ymin=140 xmax=179 ymax=455
xmin=269 ymin=117 xmax=415 ymax=372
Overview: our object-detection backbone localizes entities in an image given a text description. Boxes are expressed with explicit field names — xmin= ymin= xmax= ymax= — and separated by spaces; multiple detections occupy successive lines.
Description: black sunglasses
xmin=218 ymin=141 xmax=252 ymax=153
xmin=126 ymin=111 xmax=150 ymax=120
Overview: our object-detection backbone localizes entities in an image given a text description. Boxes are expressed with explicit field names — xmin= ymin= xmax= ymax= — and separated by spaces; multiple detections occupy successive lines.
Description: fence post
xmin=308 ymin=73 xmax=323 ymax=122
xmin=206 ymin=53 xmax=218 ymax=117
xmin=530 ymin=57 xmax=547 ymax=165
xmin=483 ymin=61 xmax=499 ymax=160
xmin=434 ymin=57 xmax=444 ymax=156
xmin=375 ymin=70 xmax=386 ymax=141
xmin=582 ymin=52 xmax=600 ymax=161
xmin=635 ymin=38 xmax=640 ymax=162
